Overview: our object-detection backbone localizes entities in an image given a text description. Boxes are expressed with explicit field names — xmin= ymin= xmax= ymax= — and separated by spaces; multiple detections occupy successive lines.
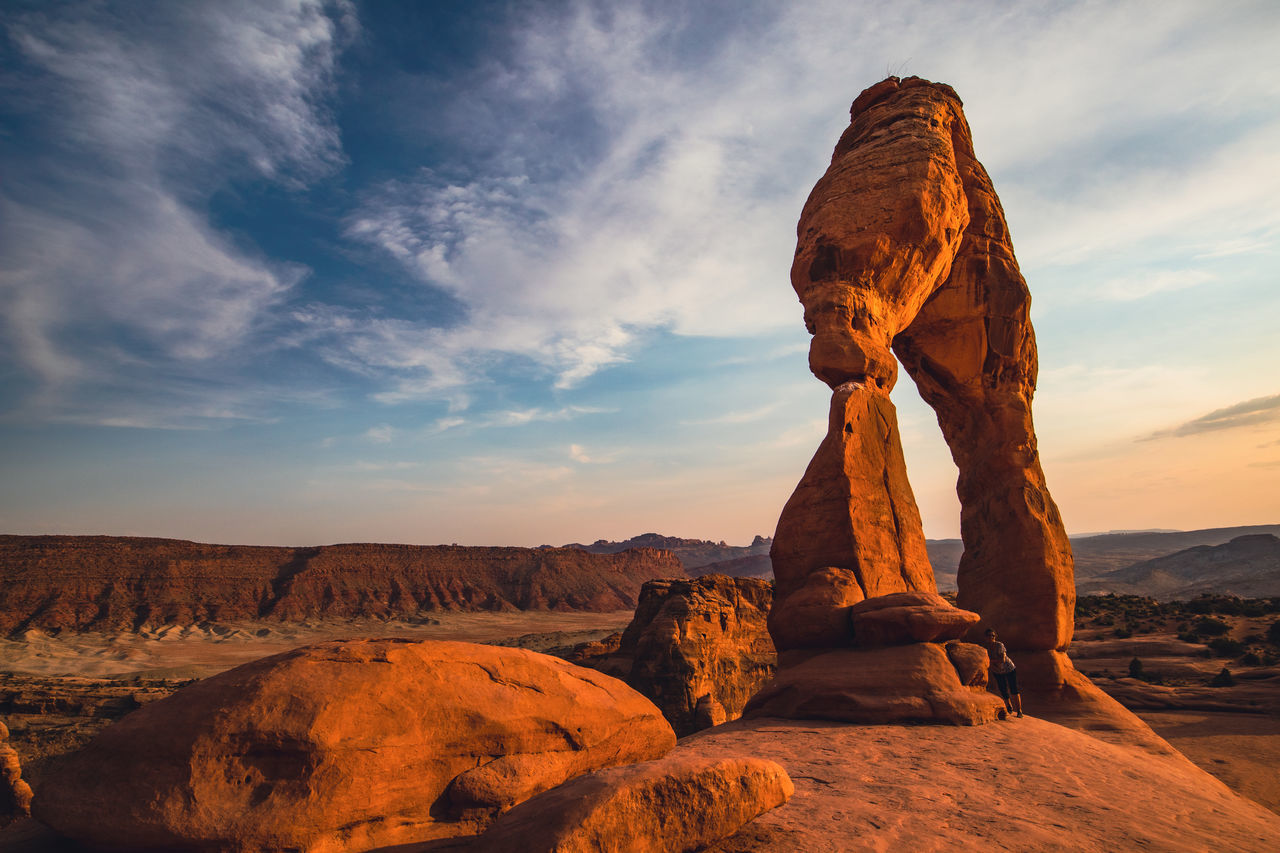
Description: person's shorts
xmin=993 ymin=669 xmax=1019 ymax=697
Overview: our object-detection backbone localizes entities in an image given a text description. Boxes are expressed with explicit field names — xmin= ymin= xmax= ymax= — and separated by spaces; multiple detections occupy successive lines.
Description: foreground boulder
xmin=474 ymin=755 xmax=793 ymax=853
xmin=572 ymin=576 xmax=775 ymax=736
xmin=33 ymin=639 xmax=675 ymax=852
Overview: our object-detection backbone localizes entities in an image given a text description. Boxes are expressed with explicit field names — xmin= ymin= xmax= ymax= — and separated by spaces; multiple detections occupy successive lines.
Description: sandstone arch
xmin=771 ymin=76 xmax=1073 ymax=654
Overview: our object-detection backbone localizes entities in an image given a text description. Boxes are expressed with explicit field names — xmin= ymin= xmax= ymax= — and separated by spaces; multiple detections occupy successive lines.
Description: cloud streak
xmin=1 ymin=0 xmax=353 ymax=423
xmin=1142 ymin=393 xmax=1280 ymax=441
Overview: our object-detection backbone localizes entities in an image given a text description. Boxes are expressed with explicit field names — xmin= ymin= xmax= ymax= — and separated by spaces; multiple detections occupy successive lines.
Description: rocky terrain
xmin=567 ymin=533 xmax=773 ymax=574
xmin=567 ymin=576 xmax=776 ymax=736
xmin=928 ymin=524 xmax=1280 ymax=592
xmin=1079 ymin=533 xmax=1280 ymax=599
xmin=0 ymin=536 xmax=682 ymax=633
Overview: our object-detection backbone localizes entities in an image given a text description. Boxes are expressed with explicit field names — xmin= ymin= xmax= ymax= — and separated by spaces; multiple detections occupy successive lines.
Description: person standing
xmin=984 ymin=628 xmax=1023 ymax=718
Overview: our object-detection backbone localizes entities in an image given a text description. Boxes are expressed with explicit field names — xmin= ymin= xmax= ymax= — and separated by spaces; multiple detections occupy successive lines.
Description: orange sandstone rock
xmin=574 ymin=576 xmax=775 ymax=737
xmin=767 ymin=566 xmax=863 ymax=650
xmin=775 ymin=76 xmax=1074 ymax=654
xmin=770 ymin=384 xmax=934 ymax=626
xmin=474 ymin=755 xmax=793 ymax=853
xmin=0 ymin=721 xmax=32 ymax=825
xmin=33 ymin=639 xmax=675 ymax=852
xmin=743 ymin=644 xmax=1005 ymax=726
xmin=848 ymin=591 xmax=980 ymax=647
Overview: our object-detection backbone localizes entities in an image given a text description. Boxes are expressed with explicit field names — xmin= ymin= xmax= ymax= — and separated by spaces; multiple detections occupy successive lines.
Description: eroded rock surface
xmin=33 ymin=639 xmax=675 ymax=852
xmin=572 ymin=576 xmax=775 ymax=736
xmin=0 ymin=721 xmax=32 ymax=827
xmin=474 ymin=755 xmax=793 ymax=853
xmin=774 ymin=75 xmax=1074 ymax=653
xmin=770 ymin=385 xmax=934 ymax=617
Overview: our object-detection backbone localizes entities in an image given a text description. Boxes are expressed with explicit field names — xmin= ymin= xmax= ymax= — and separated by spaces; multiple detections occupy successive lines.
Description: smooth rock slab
xmin=33 ymin=639 xmax=676 ymax=852
xmin=474 ymin=755 xmax=794 ymax=853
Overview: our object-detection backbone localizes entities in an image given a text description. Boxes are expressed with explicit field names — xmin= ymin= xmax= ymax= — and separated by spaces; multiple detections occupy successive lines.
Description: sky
xmin=1 ymin=0 xmax=1278 ymax=548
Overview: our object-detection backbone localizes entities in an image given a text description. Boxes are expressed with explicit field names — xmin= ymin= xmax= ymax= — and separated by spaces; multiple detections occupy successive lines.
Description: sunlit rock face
xmin=772 ymin=76 xmax=1074 ymax=654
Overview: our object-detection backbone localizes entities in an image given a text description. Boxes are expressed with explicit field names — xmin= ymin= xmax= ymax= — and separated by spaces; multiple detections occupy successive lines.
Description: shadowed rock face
xmin=773 ymin=76 xmax=1073 ymax=653
xmin=571 ymin=576 xmax=776 ymax=737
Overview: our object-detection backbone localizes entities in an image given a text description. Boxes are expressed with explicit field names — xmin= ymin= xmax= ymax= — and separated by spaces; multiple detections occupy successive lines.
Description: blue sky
xmin=2 ymin=0 xmax=1278 ymax=547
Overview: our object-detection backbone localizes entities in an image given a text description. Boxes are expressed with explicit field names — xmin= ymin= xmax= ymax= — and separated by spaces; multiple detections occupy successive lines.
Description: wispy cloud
xmin=363 ymin=424 xmax=396 ymax=444
xmin=1142 ymin=393 xmax=1280 ymax=441
xmin=484 ymin=406 xmax=613 ymax=428
xmin=1 ymin=0 xmax=354 ymax=424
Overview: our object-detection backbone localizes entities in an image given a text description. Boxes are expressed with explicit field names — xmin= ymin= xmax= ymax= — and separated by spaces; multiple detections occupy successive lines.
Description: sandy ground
xmin=1137 ymin=710 xmax=1280 ymax=814
xmin=0 ymin=611 xmax=632 ymax=680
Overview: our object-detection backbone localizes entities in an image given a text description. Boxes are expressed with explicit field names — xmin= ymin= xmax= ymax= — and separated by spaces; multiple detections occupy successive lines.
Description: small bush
xmin=1177 ymin=631 xmax=1202 ymax=644
xmin=1268 ymin=620 xmax=1280 ymax=646
xmin=1128 ymin=657 xmax=1144 ymax=679
xmin=1209 ymin=667 xmax=1235 ymax=687
xmin=1240 ymin=652 xmax=1263 ymax=666
xmin=1208 ymin=637 xmax=1245 ymax=657
xmin=1192 ymin=616 xmax=1231 ymax=637
xmin=1113 ymin=626 xmax=1133 ymax=639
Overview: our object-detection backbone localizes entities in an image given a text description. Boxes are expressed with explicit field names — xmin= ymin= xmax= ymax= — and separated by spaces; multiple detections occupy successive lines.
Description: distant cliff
xmin=0 ymin=536 xmax=686 ymax=634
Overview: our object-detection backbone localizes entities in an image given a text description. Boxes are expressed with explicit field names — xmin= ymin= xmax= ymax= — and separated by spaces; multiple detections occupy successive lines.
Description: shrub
xmin=1208 ymin=637 xmax=1245 ymax=657
xmin=1192 ymin=616 xmax=1231 ymax=637
xmin=1268 ymin=620 xmax=1280 ymax=646
xmin=1177 ymin=631 xmax=1202 ymax=644
xmin=1209 ymin=667 xmax=1235 ymax=687
xmin=1128 ymin=657 xmax=1144 ymax=679
xmin=1113 ymin=626 xmax=1133 ymax=639
xmin=1240 ymin=652 xmax=1263 ymax=666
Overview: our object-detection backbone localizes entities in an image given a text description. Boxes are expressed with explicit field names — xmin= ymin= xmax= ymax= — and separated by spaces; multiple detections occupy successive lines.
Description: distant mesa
xmin=0 ymin=535 xmax=684 ymax=634
xmin=1078 ymin=533 xmax=1280 ymax=600
xmin=928 ymin=524 xmax=1280 ymax=593
xmin=566 ymin=533 xmax=772 ymax=573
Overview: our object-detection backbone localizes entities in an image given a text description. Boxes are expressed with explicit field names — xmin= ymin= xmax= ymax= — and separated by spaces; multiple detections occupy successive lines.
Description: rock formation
xmin=474 ymin=755 xmax=793 ymax=853
xmin=0 ymin=535 xmax=683 ymax=633
xmin=570 ymin=576 xmax=776 ymax=736
xmin=0 ymin=721 xmax=33 ymax=827
xmin=772 ymin=76 xmax=1074 ymax=656
xmin=32 ymin=639 xmax=675 ymax=852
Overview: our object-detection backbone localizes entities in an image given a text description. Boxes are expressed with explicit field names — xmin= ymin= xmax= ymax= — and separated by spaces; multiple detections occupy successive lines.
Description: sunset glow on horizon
xmin=2 ymin=1 xmax=1277 ymax=547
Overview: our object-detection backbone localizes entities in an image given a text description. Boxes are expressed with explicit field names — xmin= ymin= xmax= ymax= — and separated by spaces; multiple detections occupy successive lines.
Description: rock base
xmin=743 ymin=644 xmax=1005 ymax=726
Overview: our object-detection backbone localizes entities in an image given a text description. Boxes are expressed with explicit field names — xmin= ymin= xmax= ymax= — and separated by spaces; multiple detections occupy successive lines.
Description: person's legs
xmin=994 ymin=672 xmax=1012 ymax=712
xmin=1008 ymin=670 xmax=1023 ymax=717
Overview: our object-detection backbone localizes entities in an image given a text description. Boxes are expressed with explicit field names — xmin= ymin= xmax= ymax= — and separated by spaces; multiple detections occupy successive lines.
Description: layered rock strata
xmin=571 ymin=576 xmax=776 ymax=736
xmin=33 ymin=639 xmax=676 ymax=852
xmin=772 ymin=76 xmax=1074 ymax=655
xmin=0 ymin=535 xmax=682 ymax=633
